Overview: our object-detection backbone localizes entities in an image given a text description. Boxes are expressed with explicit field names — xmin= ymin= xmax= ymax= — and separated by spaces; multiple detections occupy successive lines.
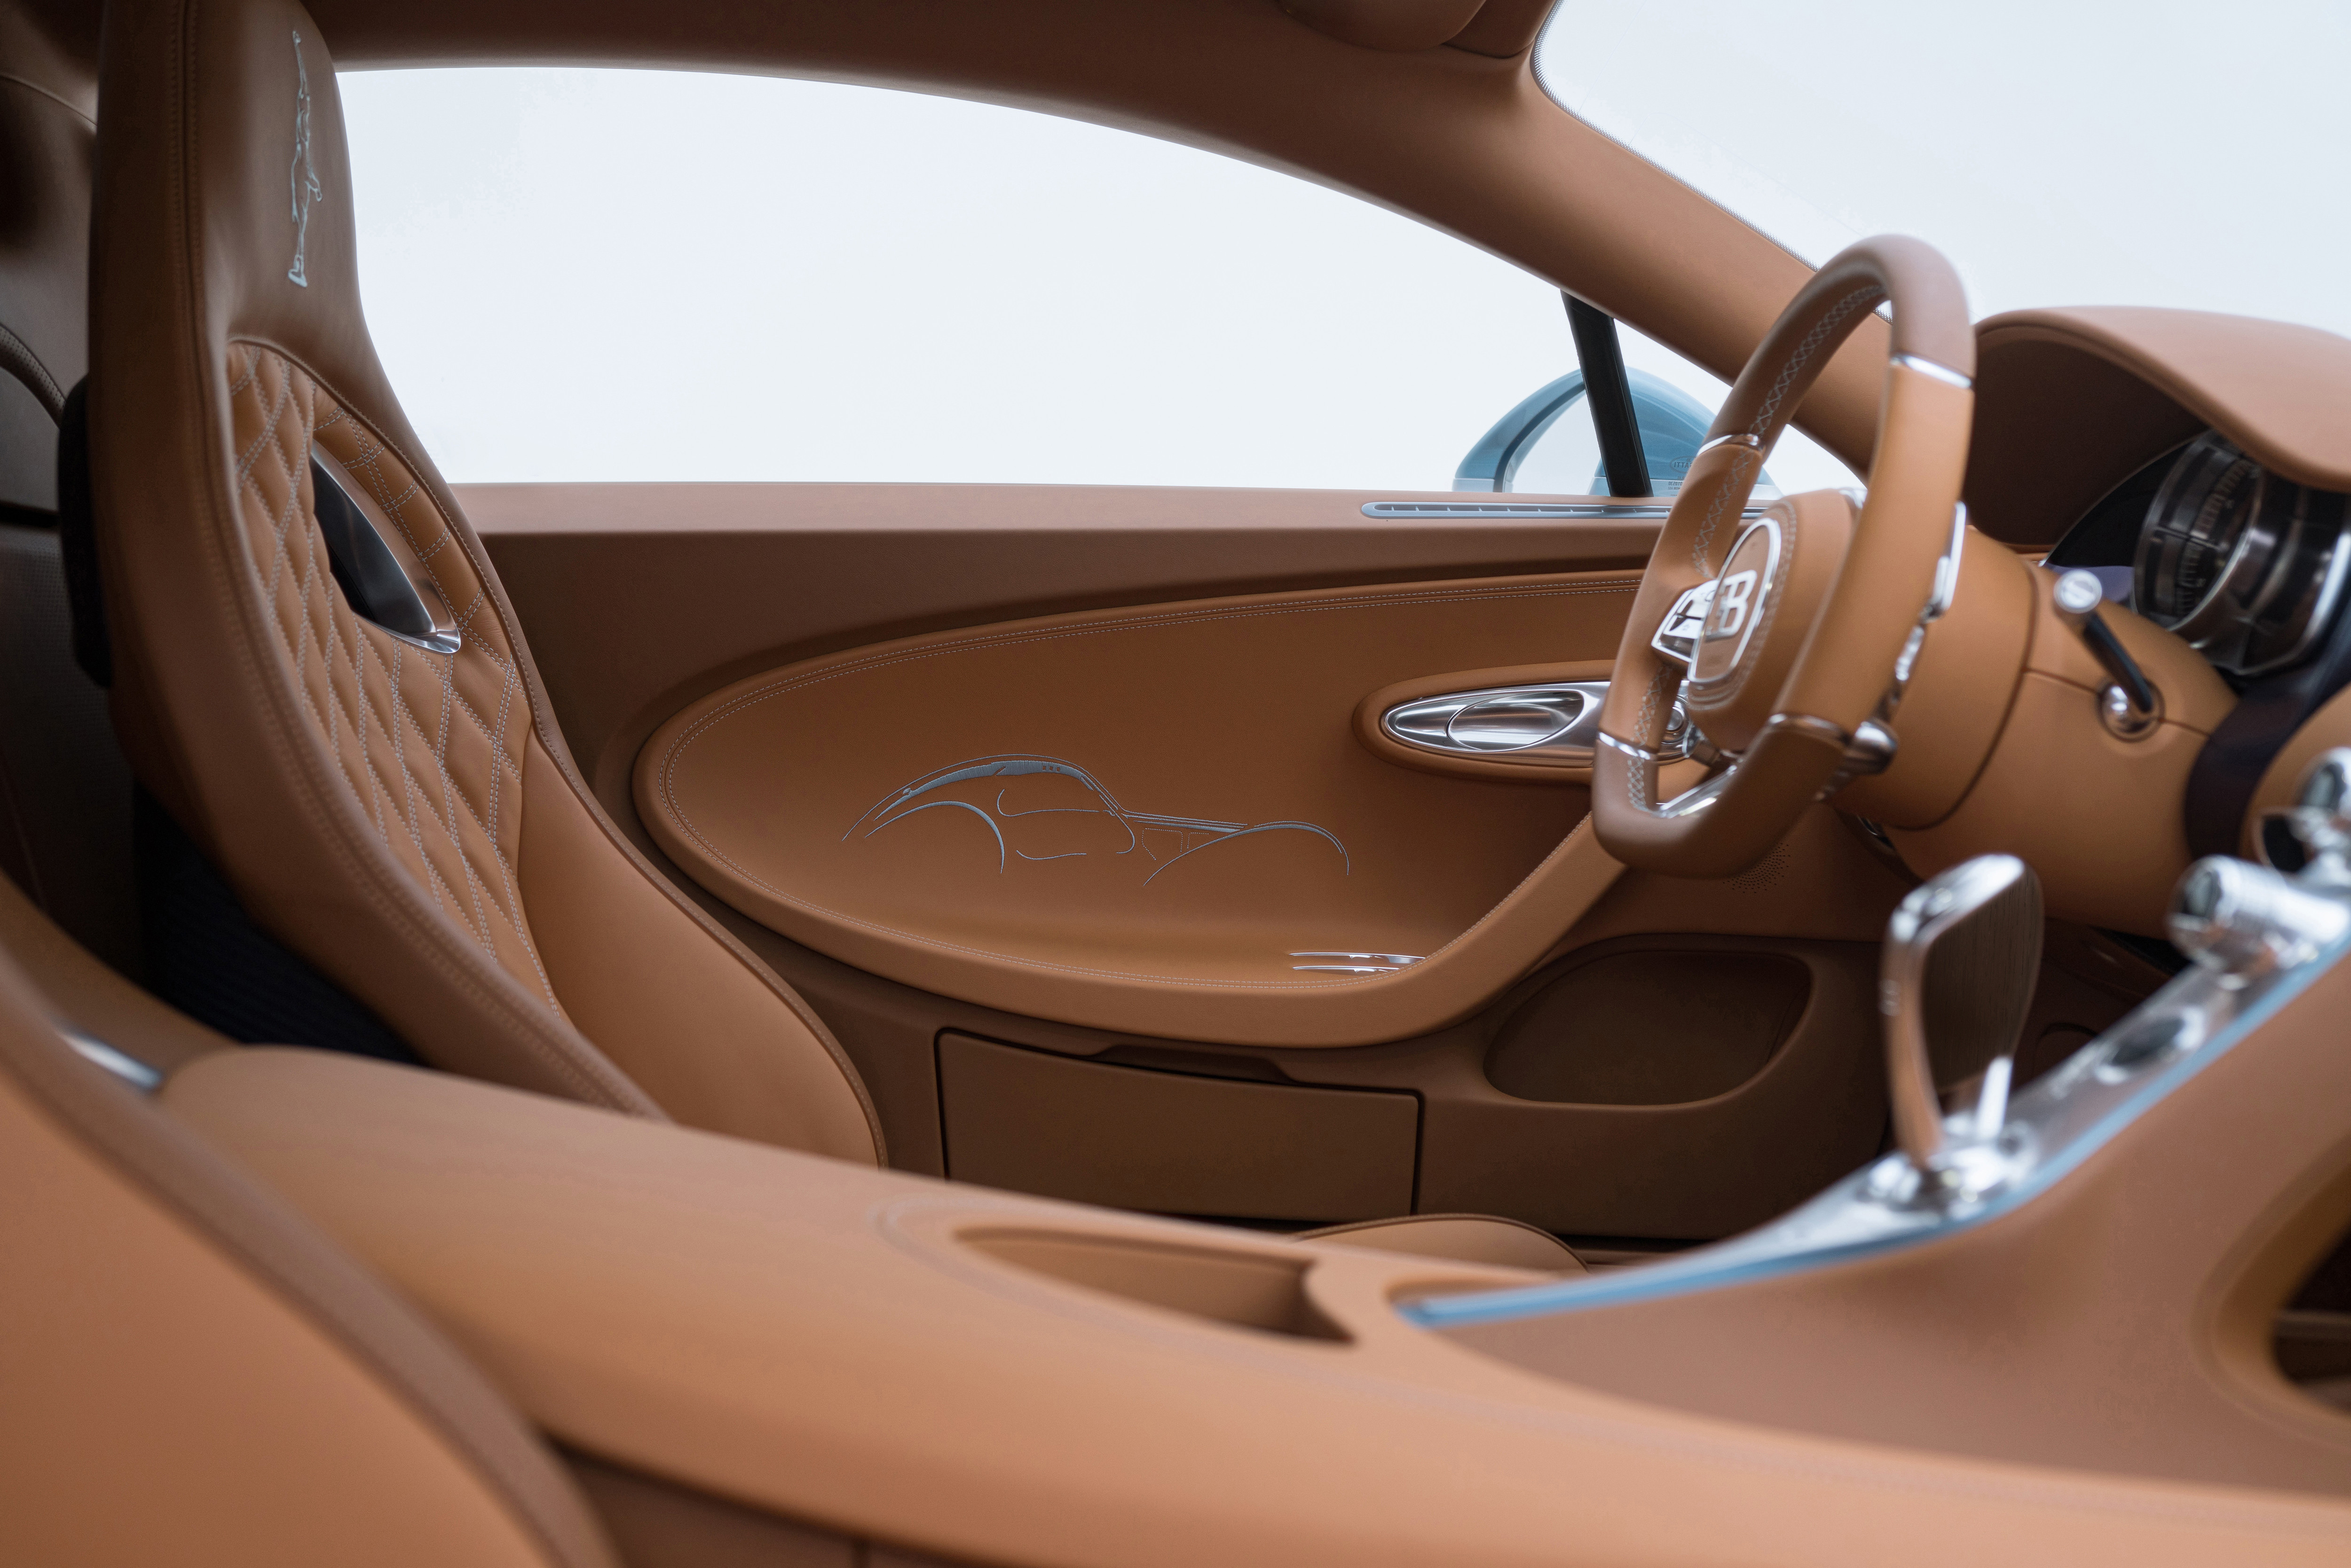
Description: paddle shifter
xmin=1878 ymin=854 xmax=2044 ymax=1198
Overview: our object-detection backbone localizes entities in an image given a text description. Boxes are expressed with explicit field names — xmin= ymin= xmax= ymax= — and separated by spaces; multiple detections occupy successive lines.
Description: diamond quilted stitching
xmin=224 ymin=343 xmax=562 ymax=1015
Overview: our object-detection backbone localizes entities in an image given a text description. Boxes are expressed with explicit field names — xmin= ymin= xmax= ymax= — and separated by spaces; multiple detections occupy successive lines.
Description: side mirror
xmin=1452 ymin=368 xmax=1772 ymax=497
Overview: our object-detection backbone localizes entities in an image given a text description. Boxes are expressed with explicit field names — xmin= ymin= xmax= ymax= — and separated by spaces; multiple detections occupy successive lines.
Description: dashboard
xmin=2051 ymin=432 xmax=2351 ymax=682
xmin=1990 ymin=311 xmax=2351 ymax=867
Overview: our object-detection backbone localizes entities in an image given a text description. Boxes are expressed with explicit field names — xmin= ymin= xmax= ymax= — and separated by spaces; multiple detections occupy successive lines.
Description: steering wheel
xmin=1592 ymin=236 xmax=1976 ymax=878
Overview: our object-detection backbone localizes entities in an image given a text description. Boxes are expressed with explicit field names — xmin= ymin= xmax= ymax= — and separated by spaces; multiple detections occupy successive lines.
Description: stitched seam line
xmin=680 ymin=810 xmax=1604 ymax=992
xmin=1688 ymin=449 xmax=1759 ymax=575
xmin=666 ymin=581 xmax=1638 ymax=774
xmin=1748 ymin=284 xmax=1882 ymax=437
xmin=653 ymin=579 xmax=1630 ymax=988
xmin=660 ymin=582 xmax=1634 ymax=858
xmin=231 ymin=346 xmax=556 ymax=1009
xmin=219 ymin=351 xmax=613 ymax=1105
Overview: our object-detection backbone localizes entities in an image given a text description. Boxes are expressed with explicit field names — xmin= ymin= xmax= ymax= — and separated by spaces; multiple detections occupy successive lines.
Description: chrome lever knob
xmin=2052 ymin=568 xmax=2162 ymax=740
xmin=2288 ymin=747 xmax=2351 ymax=889
xmin=2168 ymin=856 xmax=2350 ymax=981
xmin=1880 ymin=854 xmax=2044 ymax=1177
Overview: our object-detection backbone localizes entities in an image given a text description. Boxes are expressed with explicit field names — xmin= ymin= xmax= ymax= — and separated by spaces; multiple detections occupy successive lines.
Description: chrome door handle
xmin=1380 ymin=681 xmax=1686 ymax=765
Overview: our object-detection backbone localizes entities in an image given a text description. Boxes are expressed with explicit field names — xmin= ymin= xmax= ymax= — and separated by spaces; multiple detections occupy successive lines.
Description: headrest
xmin=92 ymin=0 xmax=432 ymax=504
xmin=88 ymin=0 xmax=463 ymax=834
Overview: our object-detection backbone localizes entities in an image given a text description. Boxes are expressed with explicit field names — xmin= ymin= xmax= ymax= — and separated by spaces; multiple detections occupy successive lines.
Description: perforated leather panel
xmin=226 ymin=343 xmax=561 ymax=1015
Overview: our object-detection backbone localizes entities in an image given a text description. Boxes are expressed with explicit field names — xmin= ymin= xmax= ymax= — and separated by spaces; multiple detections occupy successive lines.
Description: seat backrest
xmin=83 ymin=0 xmax=880 ymax=1162
xmin=0 ymin=945 xmax=616 ymax=1568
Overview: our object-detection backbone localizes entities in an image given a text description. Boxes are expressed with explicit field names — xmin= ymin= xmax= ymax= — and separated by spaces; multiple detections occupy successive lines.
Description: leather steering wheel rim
xmin=1591 ymin=236 xmax=1977 ymax=878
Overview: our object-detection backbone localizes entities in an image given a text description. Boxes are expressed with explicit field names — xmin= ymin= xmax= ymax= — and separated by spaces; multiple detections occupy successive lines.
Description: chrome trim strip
xmin=1928 ymin=502 xmax=1968 ymax=621
xmin=1885 ymin=502 xmax=1973 ymax=703
xmin=1889 ymin=622 xmax=1930 ymax=692
xmin=1696 ymin=432 xmax=1766 ymax=457
xmin=1387 ymin=682 xmax=1688 ymax=767
xmin=1364 ymin=500 xmax=1670 ymax=519
xmin=1403 ymin=904 xmax=2345 ymax=1330
xmin=1442 ymin=692 xmax=1576 ymax=754
xmin=1360 ymin=501 xmax=1774 ymax=521
xmin=1653 ymin=767 xmax=1731 ymax=818
xmin=1288 ymin=951 xmax=1425 ymax=965
xmin=1595 ymin=729 xmax=1666 ymax=764
xmin=65 ymin=1031 xmax=163 ymax=1094
xmin=1289 ymin=951 xmax=1426 ymax=973
xmin=1893 ymin=352 xmax=1972 ymax=390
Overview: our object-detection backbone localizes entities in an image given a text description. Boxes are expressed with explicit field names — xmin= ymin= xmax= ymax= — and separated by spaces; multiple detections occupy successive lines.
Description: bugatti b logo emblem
xmin=1688 ymin=515 xmax=1783 ymax=687
xmin=1706 ymin=569 xmax=1760 ymax=640
xmin=287 ymin=30 xmax=320 ymax=287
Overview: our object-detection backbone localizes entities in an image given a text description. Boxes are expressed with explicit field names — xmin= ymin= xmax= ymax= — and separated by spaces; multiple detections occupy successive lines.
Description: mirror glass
xmin=1500 ymin=371 xmax=1778 ymax=499
xmin=1506 ymin=391 xmax=1606 ymax=496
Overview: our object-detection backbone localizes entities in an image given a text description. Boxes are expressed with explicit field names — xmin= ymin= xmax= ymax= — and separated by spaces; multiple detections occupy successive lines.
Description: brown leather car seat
xmin=80 ymin=0 xmax=1578 ymax=1271
xmin=85 ymin=0 xmax=882 ymax=1165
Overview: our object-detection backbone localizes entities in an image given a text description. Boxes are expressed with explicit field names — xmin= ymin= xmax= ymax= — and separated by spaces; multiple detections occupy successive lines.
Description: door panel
xmin=634 ymin=570 xmax=1641 ymax=1044
xmin=464 ymin=482 xmax=1660 ymax=818
xmin=476 ymin=481 xmax=2120 ymax=1236
xmin=928 ymin=935 xmax=1884 ymax=1236
xmin=683 ymin=869 xmax=2141 ymax=1236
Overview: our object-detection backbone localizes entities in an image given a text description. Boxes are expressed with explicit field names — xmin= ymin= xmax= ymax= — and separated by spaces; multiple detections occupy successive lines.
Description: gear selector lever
xmin=1879 ymin=854 xmax=2044 ymax=1187
xmin=1409 ymin=769 xmax=2351 ymax=1330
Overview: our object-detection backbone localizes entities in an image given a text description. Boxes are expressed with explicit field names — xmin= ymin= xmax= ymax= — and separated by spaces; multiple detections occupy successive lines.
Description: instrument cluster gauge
xmin=2134 ymin=432 xmax=2351 ymax=677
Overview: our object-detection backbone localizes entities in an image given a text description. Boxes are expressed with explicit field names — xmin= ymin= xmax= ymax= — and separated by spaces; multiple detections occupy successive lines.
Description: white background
xmin=347 ymin=2 xmax=2345 ymax=496
xmin=340 ymin=68 xmax=1854 ymax=493
xmin=1537 ymin=0 xmax=2351 ymax=341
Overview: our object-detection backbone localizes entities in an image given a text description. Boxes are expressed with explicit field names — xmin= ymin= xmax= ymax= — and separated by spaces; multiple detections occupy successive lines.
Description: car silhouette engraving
xmin=844 ymin=754 xmax=1348 ymax=884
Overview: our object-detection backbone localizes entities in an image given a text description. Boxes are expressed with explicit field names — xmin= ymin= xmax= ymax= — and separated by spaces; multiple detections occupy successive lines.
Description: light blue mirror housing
xmin=1453 ymin=368 xmax=1758 ymax=496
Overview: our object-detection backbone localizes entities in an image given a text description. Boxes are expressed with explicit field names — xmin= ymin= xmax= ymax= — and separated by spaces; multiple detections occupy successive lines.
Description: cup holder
xmin=961 ymin=1228 xmax=1349 ymax=1343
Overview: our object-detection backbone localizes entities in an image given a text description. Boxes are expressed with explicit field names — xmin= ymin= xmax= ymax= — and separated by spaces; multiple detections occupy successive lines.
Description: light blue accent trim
xmin=845 ymin=753 xmax=1351 ymax=884
xmin=847 ymin=755 xmax=1117 ymax=839
xmin=995 ymin=790 xmax=1139 ymax=853
xmin=864 ymin=799 xmax=1006 ymax=872
xmin=64 ymin=1031 xmax=164 ymax=1094
xmin=1402 ymin=928 xmax=2349 ymax=1330
xmin=1139 ymin=820 xmax=1350 ymax=885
